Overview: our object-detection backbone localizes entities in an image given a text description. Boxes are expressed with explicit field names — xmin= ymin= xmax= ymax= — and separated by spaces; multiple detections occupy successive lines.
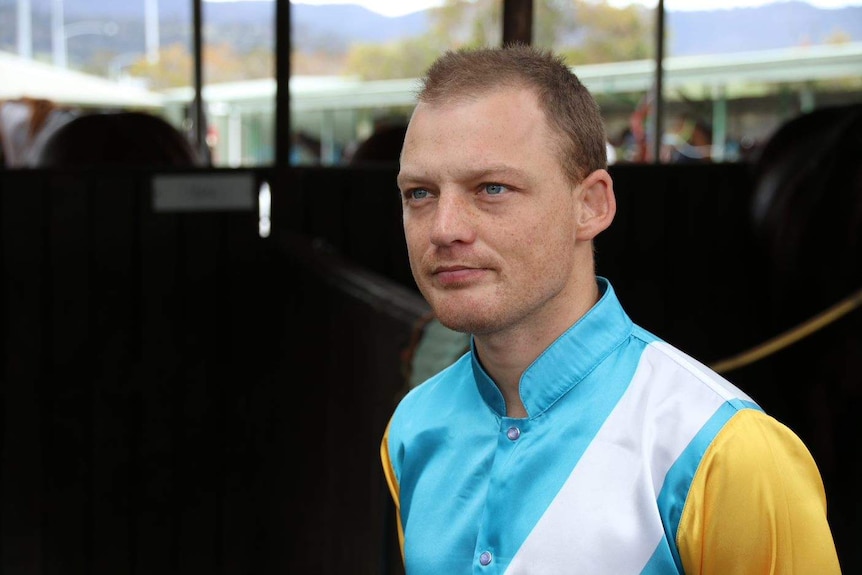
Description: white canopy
xmin=0 ymin=51 xmax=164 ymax=109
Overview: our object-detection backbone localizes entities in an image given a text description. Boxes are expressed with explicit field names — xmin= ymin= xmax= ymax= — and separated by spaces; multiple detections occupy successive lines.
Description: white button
xmin=507 ymin=426 xmax=521 ymax=441
xmin=479 ymin=551 xmax=492 ymax=566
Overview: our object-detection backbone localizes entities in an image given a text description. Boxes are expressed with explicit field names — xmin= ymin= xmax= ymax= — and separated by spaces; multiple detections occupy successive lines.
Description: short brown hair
xmin=416 ymin=43 xmax=607 ymax=183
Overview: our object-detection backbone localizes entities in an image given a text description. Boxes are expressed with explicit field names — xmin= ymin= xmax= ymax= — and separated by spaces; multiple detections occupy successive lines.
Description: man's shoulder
xmin=627 ymin=329 xmax=758 ymax=410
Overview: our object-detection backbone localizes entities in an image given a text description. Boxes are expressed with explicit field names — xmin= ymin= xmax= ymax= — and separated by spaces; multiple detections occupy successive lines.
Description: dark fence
xmin=0 ymin=168 xmax=422 ymax=574
xmin=1 ymin=164 xmax=858 ymax=573
xmin=0 ymin=168 xmax=286 ymax=574
xmin=275 ymin=166 xmax=413 ymax=290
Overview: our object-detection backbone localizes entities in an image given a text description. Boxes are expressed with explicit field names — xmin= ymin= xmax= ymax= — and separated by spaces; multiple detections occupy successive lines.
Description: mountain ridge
xmin=1 ymin=1 xmax=860 ymax=61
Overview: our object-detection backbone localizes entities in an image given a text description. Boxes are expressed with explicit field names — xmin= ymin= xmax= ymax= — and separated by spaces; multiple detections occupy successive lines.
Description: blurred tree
xmin=546 ymin=1 xmax=652 ymax=65
xmin=345 ymin=0 xmax=504 ymax=80
xmin=432 ymin=0 xmax=501 ymax=48
xmin=125 ymin=42 xmax=274 ymax=89
xmin=292 ymin=50 xmax=348 ymax=75
xmin=243 ymin=46 xmax=276 ymax=78
xmin=345 ymin=36 xmax=446 ymax=80
xmin=825 ymin=29 xmax=852 ymax=45
xmin=343 ymin=0 xmax=652 ymax=81
xmin=106 ymin=1 xmax=654 ymax=85
xmin=127 ymin=43 xmax=192 ymax=89
xmin=534 ymin=0 xmax=573 ymax=49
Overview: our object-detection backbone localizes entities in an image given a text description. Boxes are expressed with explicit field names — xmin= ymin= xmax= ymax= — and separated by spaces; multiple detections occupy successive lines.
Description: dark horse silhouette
xmin=749 ymin=102 xmax=862 ymax=573
xmin=32 ymin=110 xmax=202 ymax=168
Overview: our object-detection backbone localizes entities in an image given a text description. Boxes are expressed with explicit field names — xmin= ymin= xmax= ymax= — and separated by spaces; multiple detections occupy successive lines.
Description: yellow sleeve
xmin=380 ymin=419 xmax=405 ymax=562
xmin=678 ymin=409 xmax=841 ymax=574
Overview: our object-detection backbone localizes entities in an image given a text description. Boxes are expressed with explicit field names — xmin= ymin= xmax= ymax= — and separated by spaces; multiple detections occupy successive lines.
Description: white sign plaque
xmin=152 ymin=172 xmax=256 ymax=212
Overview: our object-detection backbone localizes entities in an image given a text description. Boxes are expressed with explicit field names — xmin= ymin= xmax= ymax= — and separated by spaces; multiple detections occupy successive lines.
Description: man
xmin=380 ymin=45 xmax=839 ymax=574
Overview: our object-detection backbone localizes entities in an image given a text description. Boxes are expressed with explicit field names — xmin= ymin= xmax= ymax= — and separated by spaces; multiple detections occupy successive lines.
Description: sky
xmin=282 ymin=0 xmax=862 ymax=18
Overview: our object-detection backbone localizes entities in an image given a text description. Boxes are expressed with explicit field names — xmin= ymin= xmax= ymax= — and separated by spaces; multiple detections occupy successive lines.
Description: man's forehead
xmin=415 ymin=82 xmax=538 ymax=110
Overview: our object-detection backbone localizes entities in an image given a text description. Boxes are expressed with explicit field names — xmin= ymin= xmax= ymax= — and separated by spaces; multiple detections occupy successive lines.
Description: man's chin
xmin=431 ymin=305 xmax=496 ymax=335
xmin=420 ymin=286 xmax=497 ymax=330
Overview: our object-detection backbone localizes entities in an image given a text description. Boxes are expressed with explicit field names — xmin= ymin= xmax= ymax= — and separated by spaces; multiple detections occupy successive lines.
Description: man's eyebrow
xmin=466 ymin=165 xmax=530 ymax=181
xmin=398 ymin=165 xmax=530 ymax=187
xmin=396 ymin=171 xmax=429 ymax=188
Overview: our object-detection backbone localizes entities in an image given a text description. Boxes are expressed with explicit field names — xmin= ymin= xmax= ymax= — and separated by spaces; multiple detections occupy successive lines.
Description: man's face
xmin=397 ymin=87 xmax=588 ymax=337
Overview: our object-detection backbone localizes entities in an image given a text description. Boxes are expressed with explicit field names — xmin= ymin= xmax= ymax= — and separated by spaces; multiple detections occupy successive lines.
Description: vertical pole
xmin=651 ymin=0 xmax=665 ymax=163
xmin=192 ymin=0 xmax=206 ymax=159
xmin=145 ymin=0 xmax=160 ymax=64
xmin=17 ymin=0 xmax=32 ymax=58
xmin=711 ymin=85 xmax=727 ymax=162
xmin=228 ymin=109 xmax=242 ymax=167
xmin=321 ymin=110 xmax=338 ymax=165
xmin=799 ymin=84 xmax=816 ymax=113
xmin=51 ymin=0 xmax=66 ymax=67
xmin=275 ymin=0 xmax=292 ymax=168
xmin=502 ymin=0 xmax=533 ymax=46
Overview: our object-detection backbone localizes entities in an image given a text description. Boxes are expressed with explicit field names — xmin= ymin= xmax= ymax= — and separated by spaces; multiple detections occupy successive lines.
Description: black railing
xmin=1 ymin=163 xmax=857 ymax=573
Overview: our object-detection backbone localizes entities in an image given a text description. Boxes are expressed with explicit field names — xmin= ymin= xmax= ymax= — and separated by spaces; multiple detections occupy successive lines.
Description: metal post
xmin=229 ymin=108 xmax=242 ymax=167
xmin=17 ymin=0 xmax=32 ymax=58
xmin=502 ymin=0 xmax=533 ymax=45
xmin=711 ymin=85 xmax=727 ymax=162
xmin=51 ymin=0 xmax=66 ymax=67
xmin=651 ymin=0 xmax=665 ymax=163
xmin=275 ymin=0 xmax=291 ymax=168
xmin=192 ymin=0 xmax=206 ymax=159
xmin=145 ymin=0 xmax=160 ymax=64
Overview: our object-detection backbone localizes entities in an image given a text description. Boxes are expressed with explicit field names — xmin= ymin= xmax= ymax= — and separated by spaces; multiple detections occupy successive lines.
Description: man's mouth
xmin=432 ymin=265 xmax=486 ymax=286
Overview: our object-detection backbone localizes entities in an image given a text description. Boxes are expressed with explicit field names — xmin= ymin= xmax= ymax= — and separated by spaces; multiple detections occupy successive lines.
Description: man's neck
xmin=473 ymin=277 xmax=600 ymax=418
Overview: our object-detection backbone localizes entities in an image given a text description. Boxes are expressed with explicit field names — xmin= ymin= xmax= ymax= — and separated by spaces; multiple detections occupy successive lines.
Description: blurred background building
xmin=2 ymin=0 xmax=861 ymax=167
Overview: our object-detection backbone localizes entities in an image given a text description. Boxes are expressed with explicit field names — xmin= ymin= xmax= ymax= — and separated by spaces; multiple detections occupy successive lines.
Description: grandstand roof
xmin=161 ymin=41 xmax=862 ymax=113
xmin=3 ymin=42 xmax=860 ymax=113
xmin=0 ymin=50 xmax=164 ymax=109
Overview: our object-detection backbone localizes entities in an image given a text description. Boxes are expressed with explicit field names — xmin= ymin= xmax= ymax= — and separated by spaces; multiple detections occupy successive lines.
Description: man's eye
xmin=484 ymin=183 xmax=507 ymax=195
xmin=409 ymin=188 xmax=430 ymax=200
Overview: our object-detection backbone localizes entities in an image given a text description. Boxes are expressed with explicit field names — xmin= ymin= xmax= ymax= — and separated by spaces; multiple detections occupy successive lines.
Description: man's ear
xmin=575 ymin=169 xmax=616 ymax=241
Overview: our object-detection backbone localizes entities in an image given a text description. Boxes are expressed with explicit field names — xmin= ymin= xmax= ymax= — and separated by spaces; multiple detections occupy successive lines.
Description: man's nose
xmin=429 ymin=192 xmax=476 ymax=247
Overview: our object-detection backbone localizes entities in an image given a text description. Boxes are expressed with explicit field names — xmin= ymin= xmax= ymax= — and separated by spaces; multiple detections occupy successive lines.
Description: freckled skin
xmin=398 ymin=87 xmax=596 ymax=345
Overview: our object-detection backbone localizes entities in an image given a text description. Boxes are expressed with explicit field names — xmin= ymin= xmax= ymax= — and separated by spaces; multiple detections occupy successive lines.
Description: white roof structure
xmin=2 ymin=41 xmax=859 ymax=115
xmin=577 ymin=41 xmax=862 ymax=96
xmin=0 ymin=50 xmax=164 ymax=109
xmin=157 ymin=42 xmax=862 ymax=115
xmin=159 ymin=76 xmax=423 ymax=113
